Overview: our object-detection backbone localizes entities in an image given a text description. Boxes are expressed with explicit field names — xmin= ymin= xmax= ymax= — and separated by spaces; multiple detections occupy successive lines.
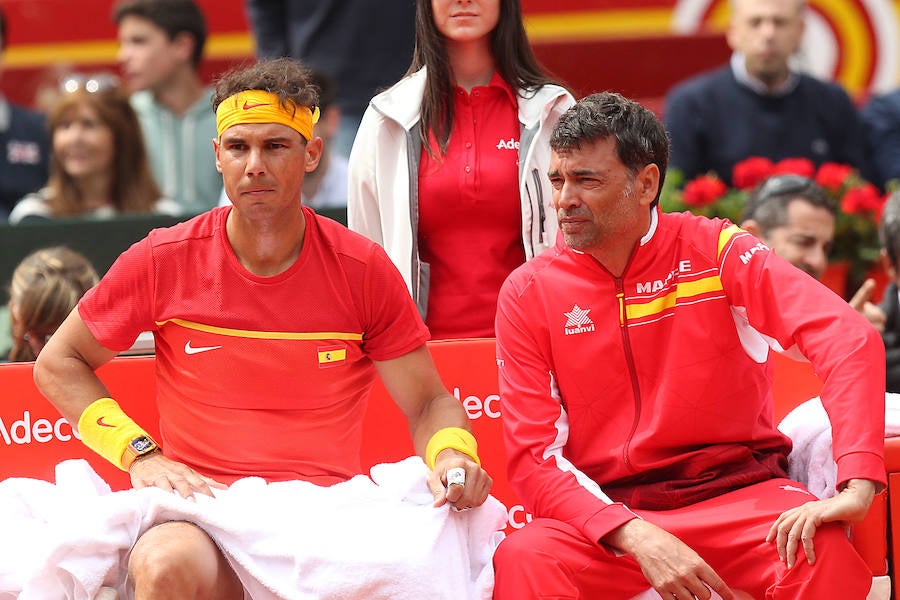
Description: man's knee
xmin=494 ymin=519 xmax=600 ymax=582
xmin=494 ymin=519 xmax=561 ymax=571
xmin=128 ymin=521 xmax=242 ymax=599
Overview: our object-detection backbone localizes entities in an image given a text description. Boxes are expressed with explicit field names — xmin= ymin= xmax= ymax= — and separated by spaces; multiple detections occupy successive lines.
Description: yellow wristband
xmin=425 ymin=427 xmax=480 ymax=469
xmin=77 ymin=397 xmax=153 ymax=471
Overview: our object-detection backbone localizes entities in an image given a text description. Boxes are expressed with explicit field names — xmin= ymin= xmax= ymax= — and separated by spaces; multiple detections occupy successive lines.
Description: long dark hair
xmin=407 ymin=0 xmax=562 ymax=155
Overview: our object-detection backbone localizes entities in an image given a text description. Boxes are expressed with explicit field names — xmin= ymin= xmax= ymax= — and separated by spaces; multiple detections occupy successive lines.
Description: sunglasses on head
xmin=754 ymin=174 xmax=815 ymax=204
xmin=58 ymin=73 xmax=120 ymax=94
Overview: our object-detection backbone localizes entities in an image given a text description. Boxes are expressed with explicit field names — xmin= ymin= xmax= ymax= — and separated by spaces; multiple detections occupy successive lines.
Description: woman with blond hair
xmin=9 ymin=75 xmax=178 ymax=223
xmin=4 ymin=246 xmax=98 ymax=361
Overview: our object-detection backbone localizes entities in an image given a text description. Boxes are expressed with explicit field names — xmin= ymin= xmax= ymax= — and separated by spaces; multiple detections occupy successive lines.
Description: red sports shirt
xmin=79 ymin=206 xmax=429 ymax=485
xmin=418 ymin=71 xmax=524 ymax=338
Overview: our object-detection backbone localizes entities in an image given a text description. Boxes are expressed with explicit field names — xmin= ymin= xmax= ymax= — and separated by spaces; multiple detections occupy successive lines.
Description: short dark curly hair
xmin=212 ymin=58 xmax=319 ymax=121
xmin=550 ymin=92 xmax=669 ymax=206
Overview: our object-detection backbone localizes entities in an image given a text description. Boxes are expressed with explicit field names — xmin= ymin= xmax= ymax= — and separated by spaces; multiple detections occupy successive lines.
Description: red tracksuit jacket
xmin=495 ymin=208 xmax=886 ymax=545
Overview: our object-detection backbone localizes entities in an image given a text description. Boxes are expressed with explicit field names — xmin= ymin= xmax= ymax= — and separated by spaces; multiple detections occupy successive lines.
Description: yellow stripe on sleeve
xmin=717 ymin=224 xmax=744 ymax=260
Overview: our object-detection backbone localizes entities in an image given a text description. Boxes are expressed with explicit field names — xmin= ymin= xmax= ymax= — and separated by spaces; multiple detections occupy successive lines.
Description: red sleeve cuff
xmin=836 ymin=450 xmax=887 ymax=490
xmin=582 ymin=502 xmax=641 ymax=547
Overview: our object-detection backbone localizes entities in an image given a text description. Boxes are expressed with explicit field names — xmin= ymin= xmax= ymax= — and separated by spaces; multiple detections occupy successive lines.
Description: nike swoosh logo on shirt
xmin=184 ymin=341 xmax=223 ymax=355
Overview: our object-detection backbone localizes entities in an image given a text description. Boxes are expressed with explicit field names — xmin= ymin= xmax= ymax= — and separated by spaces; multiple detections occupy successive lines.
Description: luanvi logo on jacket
xmin=564 ymin=305 xmax=595 ymax=335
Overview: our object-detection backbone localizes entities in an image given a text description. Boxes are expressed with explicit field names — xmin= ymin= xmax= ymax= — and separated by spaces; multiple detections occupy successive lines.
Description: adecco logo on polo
xmin=452 ymin=386 xmax=501 ymax=420
xmin=0 ymin=411 xmax=79 ymax=445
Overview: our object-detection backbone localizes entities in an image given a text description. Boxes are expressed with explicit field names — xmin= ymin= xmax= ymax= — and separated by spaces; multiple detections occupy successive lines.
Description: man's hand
xmin=766 ymin=479 xmax=877 ymax=568
xmin=603 ymin=519 xmax=733 ymax=600
xmin=129 ymin=452 xmax=228 ymax=500
xmin=427 ymin=448 xmax=492 ymax=510
xmin=849 ymin=279 xmax=886 ymax=332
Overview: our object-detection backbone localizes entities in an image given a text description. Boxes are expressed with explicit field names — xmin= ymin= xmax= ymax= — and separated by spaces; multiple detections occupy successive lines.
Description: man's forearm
xmin=408 ymin=393 xmax=472 ymax=458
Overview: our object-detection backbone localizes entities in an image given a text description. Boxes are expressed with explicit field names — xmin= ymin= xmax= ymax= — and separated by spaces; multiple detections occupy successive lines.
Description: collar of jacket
xmin=370 ymin=67 xmax=572 ymax=132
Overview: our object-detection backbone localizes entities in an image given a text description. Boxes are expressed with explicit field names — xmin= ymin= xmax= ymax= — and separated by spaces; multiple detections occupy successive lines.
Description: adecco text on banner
xmin=0 ymin=410 xmax=79 ymax=445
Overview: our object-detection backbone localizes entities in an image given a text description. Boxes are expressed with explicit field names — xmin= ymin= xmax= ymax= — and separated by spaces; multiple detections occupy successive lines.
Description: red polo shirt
xmin=418 ymin=71 xmax=524 ymax=339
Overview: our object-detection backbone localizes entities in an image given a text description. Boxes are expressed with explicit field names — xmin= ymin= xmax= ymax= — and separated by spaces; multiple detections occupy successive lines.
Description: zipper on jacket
xmin=616 ymin=277 xmax=642 ymax=473
xmin=530 ymin=169 xmax=545 ymax=244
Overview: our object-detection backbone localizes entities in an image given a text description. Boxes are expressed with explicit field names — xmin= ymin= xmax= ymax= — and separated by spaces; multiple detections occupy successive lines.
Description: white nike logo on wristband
xmin=184 ymin=341 xmax=223 ymax=355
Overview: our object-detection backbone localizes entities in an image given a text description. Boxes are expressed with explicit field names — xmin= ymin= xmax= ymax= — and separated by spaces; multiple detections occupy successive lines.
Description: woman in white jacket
xmin=348 ymin=0 xmax=574 ymax=339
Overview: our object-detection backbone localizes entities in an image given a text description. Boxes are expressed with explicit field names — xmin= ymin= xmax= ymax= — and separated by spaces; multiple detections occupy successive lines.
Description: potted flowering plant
xmin=660 ymin=157 xmax=888 ymax=295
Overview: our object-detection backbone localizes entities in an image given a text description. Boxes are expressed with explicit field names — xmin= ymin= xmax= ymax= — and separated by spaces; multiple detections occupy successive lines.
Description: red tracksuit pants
xmin=492 ymin=478 xmax=871 ymax=599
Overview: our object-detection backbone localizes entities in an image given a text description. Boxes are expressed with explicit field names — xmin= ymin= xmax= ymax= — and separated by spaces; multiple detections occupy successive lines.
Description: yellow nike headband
xmin=215 ymin=90 xmax=320 ymax=140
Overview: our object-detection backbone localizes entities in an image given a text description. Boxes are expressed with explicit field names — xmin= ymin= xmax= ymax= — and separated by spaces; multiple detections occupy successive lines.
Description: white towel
xmin=777 ymin=393 xmax=900 ymax=499
xmin=0 ymin=457 xmax=507 ymax=600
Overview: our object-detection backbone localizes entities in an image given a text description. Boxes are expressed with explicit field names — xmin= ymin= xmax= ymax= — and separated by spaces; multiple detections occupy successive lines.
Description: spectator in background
xmin=3 ymin=246 xmax=98 ymax=362
xmin=9 ymin=76 xmax=178 ymax=223
xmin=861 ymin=89 xmax=900 ymax=190
xmin=740 ymin=173 xmax=886 ymax=330
xmin=740 ymin=173 xmax=838 ymax=281
xmin=878 ymin=191 xmax=900 ymax=392
xmin=244 ymin=0 xmax=415 ymax=158
xmin=348 ymin=0 xmax=574 ymax=339
xmin=0 ymin=5 xmax=51 ymax=220
xmin=301 ymin=69 xmax=348 ymax=211
xmin=114 ymin=0 xmax=221 ymax=214
xmin=664 ymin=0 xmax=863 ymax=186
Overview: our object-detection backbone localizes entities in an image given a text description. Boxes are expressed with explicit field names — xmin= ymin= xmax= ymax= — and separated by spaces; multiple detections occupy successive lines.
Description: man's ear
xmin=741 ymin=219 xmax=761 ymax=237
xmin=635 ymin=163 xmax=660 ymax=207
xmin=171 ymin=31 xmax=196 ymax=65
xmin=212 ymin=137 xmax=222 ymax=173
xmin=304 ymin=137 xmax=324 ymax=173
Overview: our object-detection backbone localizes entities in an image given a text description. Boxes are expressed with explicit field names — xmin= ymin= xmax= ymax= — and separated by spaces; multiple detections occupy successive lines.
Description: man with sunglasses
xmin=493 ymin=92 xmax=884 ymax=599
xmin=741 ymin=173 xmax=886 ymax=330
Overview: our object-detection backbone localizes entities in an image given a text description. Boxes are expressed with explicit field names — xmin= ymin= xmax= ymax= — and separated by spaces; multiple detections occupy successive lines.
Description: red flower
xmin=772 ymin=158 xmax=815 ymax=178
xmin=732 ymin=157 xmax=775 ymax=190
xmin=682 ymin=175 xmax=728 ymax=207
xmin=840 ymin=183 xmax=883 ymax=216
xmin=814 ymin=162 xmax=854 ymax=192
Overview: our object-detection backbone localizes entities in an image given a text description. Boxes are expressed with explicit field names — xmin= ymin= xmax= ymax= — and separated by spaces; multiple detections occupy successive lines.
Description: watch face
xmin=131 ymin=437 xmax=155 ymax=453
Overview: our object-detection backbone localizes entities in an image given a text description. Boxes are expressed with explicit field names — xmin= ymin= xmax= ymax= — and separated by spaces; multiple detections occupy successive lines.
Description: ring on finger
xmin=446 ymin=467 xmax=466 ymax=487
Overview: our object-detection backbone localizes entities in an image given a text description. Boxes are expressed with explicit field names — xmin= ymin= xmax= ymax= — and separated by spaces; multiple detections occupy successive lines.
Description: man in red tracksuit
xmin=492 ymin=92 xmax=885 ymax=600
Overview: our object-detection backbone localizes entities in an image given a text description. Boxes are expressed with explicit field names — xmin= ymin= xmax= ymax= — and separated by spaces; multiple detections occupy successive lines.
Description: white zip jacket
xmin=348 ymin=67 xmax=575 ymax=316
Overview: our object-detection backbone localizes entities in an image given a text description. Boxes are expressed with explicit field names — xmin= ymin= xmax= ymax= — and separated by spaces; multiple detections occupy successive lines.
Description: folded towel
xmin=0 ymin=457 xmax=507 ymax=600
